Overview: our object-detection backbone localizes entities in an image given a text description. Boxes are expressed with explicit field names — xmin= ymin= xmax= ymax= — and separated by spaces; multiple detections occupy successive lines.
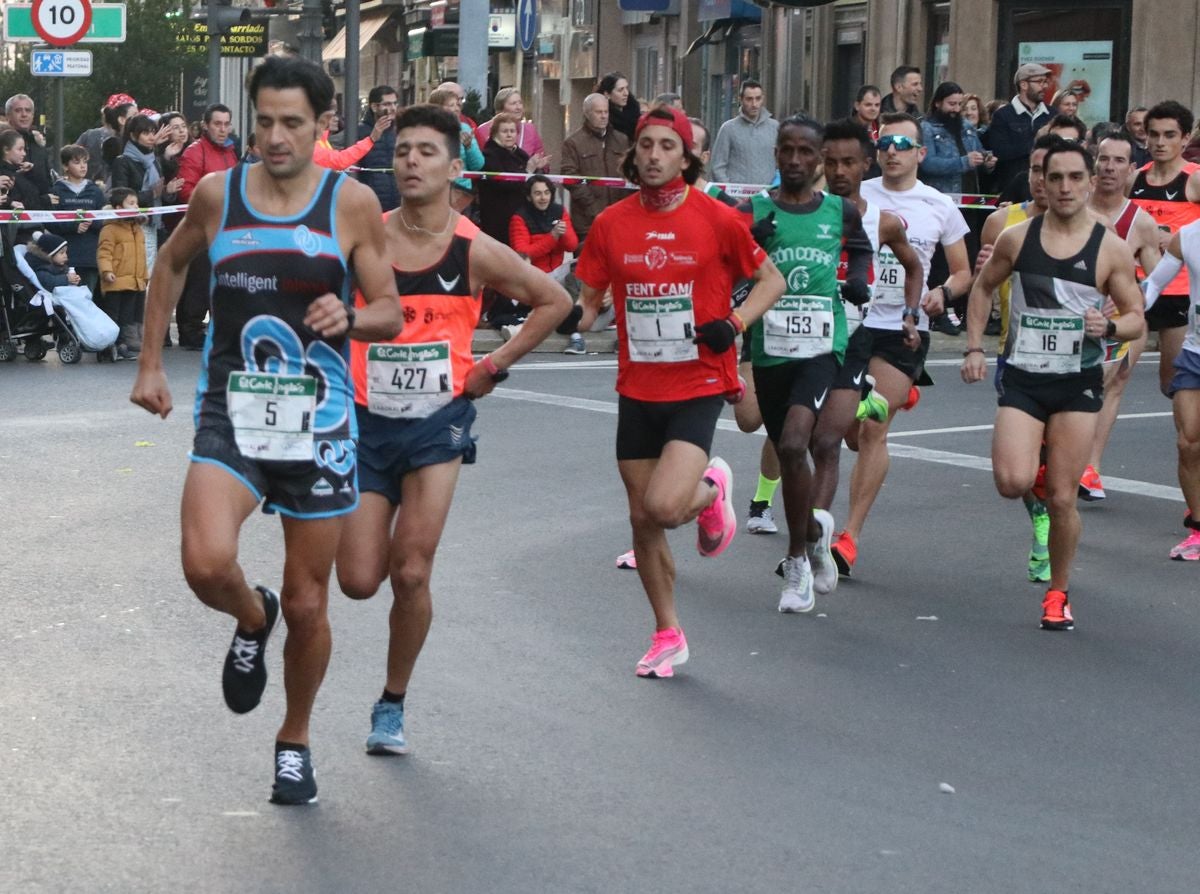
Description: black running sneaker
xmin=222 ymin=585 xmax=280 ymax=714
xmin=270 ymin=744 xmax=318 ymax=805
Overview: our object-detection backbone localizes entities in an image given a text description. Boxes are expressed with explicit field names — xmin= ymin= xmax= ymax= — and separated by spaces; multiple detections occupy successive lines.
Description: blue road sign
xmin=517 ymin=0 xmax=537 ymax=53
xmin=33 ymin=51 xmax=65 ymax=74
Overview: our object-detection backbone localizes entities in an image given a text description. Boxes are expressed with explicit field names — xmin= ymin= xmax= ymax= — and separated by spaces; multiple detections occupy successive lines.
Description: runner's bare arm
xmin=322 ymin=179 xmax=402 ymax=341
xmin=466 ymin=232 xmax=572 ymax=386
xmin=973 ymin=206 xmax=1009 ymax=277
xmin=1188 ymin=169 xmax=1200 ymax=203
xmin=129 ymin=173 xmax=225 ymax=418
xmin=575 ymin=281 xmax=609 ymax=334
xmin=924 ymin=238 xmax=971 ymax=317
xmin=879 ymin=210 xmax=924 ymax=349
xmin=1097 ymin=233 xmax=1145 ymax=341
xmin=962 ymin=225 xmax=1022 ymax=383
xmin=730 ymin=256 xmax=786 ymax=329
xmin=1132 ymin=208 xmax=1163 ymax=273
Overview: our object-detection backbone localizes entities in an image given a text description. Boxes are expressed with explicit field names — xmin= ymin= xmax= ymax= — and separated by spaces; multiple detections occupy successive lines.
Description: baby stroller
xmin=0 ymin=241 xmax=117 ymax=363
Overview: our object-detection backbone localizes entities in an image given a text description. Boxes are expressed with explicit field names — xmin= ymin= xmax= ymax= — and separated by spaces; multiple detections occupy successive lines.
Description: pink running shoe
xmin=696 ymin=457 xmax=735 ymax=557
xmin=616 ymin=549 xmax=637 ymax=570
xmin=635 ymin=627 xmax=689 ymax=678
xmin=1169 ymin=529 xmax=1200 ymax=561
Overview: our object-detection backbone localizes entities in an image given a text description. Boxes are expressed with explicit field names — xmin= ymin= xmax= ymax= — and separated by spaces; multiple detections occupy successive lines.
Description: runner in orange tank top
xmin=336 ymin=104 xmax=570 ymax=756
xmin=1126 ymin=101 xmax=1200 ymax=396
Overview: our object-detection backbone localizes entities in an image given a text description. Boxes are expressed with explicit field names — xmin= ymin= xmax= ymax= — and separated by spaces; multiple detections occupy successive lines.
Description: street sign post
xmin=30 ymin=49 xmax=93 ymax=76
xmin=3 ymin=2 xmax=125 ymax=42
xmin=31 ymin=0 xmax=91 ymax=46
xmin=517 ymin=0 xmax=537 ymax=53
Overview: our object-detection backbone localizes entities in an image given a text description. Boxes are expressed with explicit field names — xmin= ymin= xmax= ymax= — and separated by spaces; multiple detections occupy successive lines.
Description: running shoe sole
xmin=636 ymin=644 xmax=689 ymax=678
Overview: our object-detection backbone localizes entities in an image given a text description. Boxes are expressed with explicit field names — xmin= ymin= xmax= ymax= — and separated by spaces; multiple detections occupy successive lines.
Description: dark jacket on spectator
xmin=983 ymin=98 xmax=1050 ymax=197
xmin=355 ymin=109 xmax=398 ymax=212
xmin=13 ymin=127 xmax=54 ymax=198
xmin=559 ymin=124 xmax=630 ymax=240
xmin=477 ymin=139 xmax=530 ymax=243
xmin=49 ymin=178 xmax=107 ymax=269
xmin=27 ymin=252 xmax=72 ymax=290
xmin=0 ymin=159 xmax=45 ymax=210
xmin=608 ymin=95 xmax=642 ymax=143
xmin=76 ymin=125 xmax=116 ymax=181
xmin=110 ymin=152 xmax=163 ymax=208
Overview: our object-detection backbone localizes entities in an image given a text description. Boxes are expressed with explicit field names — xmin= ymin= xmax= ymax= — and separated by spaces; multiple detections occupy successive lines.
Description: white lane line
xmin=491 ymin=387 xmax=1184 ymax=503
xmin=517 ymin=354 xmax=1164 ymax=371
xmin=3 ymin=407 xmax=155 ymax=430
xmin=888 ymin=411 xmax=1173 ymax=439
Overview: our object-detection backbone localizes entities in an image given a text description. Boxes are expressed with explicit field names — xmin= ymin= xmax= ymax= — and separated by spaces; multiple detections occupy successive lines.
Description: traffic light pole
xmin=207 ymin=0 xmax=222 ymax=105
xmin=344 ymin=0 xmax=360 ymax=144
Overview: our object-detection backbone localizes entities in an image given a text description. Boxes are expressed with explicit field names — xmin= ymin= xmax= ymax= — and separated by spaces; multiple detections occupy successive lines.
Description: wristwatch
xmin=344 ymin=305 xmax=357 ymax=333
xmin=940 ymin=284 xmax=953 ymax=303
xmin=902 ymin=307 xmax=920 ymax=322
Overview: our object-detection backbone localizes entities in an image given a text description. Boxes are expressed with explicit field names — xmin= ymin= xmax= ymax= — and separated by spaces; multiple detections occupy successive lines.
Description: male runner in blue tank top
xmin=963 ymin=142 xmax=1143 ymax=632
xmin=130 ymin=56 xmax=403 ymax=805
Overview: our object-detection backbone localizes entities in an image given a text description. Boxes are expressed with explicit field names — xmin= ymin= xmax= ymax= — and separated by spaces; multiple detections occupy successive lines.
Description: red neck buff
xmin=639 ymin=176 xmax=687 ymax=211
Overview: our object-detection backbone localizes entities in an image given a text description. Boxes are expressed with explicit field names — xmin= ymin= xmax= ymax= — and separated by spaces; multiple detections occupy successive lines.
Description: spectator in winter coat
xmin=559 ymin=93 xmax=629 ymax=243
xmin=595 ymin=72 xmax=641 ymax=143
xmin=477 ymin=114 xmax=545 ymax=244
xmin=475 ymin=88 xmax=547 ymax=166
xmin=173 ymin=104 xmax=237 ymax=349
xmin=0 ymin=129 xmax=44 ymax=210
xmin=97 ymin=188 xmax=147 ymax=359
xmin=509 ymin=175 xmax=578 ymax=275
xmin=919 ymin=82 xmax=993 ymax=194
xmin=354 ymin=86 xmax=399 ymax=211
xmin=710 ymin=79 xmax=779 ymax=185
xmin=4 ymin=94 xmax=54 ymax=201
xmin=26 ymin=231 xmax=81 ymax=292
xmin=430 ymin=89 xmax=485 ymax=211
xmin=50 ymin=144 xmax=107 ymax=295
xmin=76 ymin=96 xmax=137 ymax=182
xmin=982 ymin=63 xmax=1052 ymax=198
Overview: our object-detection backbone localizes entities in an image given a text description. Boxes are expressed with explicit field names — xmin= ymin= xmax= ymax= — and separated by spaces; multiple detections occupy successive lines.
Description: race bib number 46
xmin=1011 ymin=311 xmax=1083 ymax=374
xmin=227 ymin=372 xmax=316 ymax=461
xmin=763 ymin=295 xmax=835 ymax=359
xmin=625 ymin=295 xmax=698 ymax=363
xmin=366 ymin=341 xmax=453 ymax=419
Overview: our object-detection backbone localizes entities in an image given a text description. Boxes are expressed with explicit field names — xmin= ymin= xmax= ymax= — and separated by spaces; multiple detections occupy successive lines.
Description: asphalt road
xmin=2 ymin=346 xmax=1196 ymax=893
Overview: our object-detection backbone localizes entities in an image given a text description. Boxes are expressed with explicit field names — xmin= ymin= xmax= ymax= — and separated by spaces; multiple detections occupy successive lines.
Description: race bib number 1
xmin=366 ymin=341 xmax=453 ymax=419
xmin=227 ymin=372 xmax=316 ymax=461
xmin=625 ymin=295 xmax=698 ymax=363
xmin=1011 ymin=311 xmax=1083 ymax=374
xmin=763 ymin=295 xmax=835 ymax=359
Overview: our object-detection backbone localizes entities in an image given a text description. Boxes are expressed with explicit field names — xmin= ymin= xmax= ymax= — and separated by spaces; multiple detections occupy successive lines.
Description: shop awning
xmin=686 ymin=18 xmax=741 ymax=57
xmin=322 ymin=12 xmax=393 ymax=62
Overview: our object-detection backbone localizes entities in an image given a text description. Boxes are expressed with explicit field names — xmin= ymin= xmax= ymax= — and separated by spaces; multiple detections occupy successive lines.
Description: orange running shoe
xmin=1040 ymin=589 xmax=1074 ymax=631
xmin=831 ymin=530 xmax=857 ymax=576
xmin=1078 ymin=465 xmax=1106 ymax=502
xmin=901 ymin=385 xmax=921 ymax=411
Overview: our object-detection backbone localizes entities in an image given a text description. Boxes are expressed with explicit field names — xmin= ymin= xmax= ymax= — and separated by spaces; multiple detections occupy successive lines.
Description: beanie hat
xmin=34 ymin=231 xmax=68 ymax=257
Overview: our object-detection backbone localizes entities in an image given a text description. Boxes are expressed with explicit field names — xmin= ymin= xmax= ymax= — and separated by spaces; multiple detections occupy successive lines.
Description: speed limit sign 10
xmin=32 ymin=0 xmax=93 ymax=47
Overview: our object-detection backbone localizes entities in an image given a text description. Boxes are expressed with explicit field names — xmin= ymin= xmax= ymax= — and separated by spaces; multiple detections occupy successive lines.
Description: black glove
xmin=555 ymin=303 xmax=583 ymax=335
xmin=692 ymin=317 xmax=739 ymax=353
xmin=840 ymin=278 xmax=871 ymax=306
xmin=749 ymin=211 xmax=777 ymax=250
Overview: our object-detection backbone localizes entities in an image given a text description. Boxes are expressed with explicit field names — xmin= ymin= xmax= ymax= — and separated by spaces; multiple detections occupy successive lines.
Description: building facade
xmin=315 ymin=0 xmax=1200 ymax=165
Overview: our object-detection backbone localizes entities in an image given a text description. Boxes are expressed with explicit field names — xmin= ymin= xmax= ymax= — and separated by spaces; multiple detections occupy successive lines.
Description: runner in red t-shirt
xmin=336 ymin=105 xmax=570 ymax=754
xmin=569 ymin=107 xmax=785 ymax=678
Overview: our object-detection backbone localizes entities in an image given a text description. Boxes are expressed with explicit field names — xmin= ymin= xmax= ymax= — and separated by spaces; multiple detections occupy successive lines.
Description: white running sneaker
xmin=778 ymin=555 xmax=815 ymax=613
xmin=746 ymin=500 xmax=778 ymax=534
xmin=808 ymin=509 xmax=838 ymax=596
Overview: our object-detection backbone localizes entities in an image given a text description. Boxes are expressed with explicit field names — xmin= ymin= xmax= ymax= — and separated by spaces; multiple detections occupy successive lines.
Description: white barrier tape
xmin=0 ymin=204 xmax=186 ymax=225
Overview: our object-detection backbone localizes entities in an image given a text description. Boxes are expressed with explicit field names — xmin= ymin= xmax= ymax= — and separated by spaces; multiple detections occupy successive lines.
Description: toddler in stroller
xmin=0 ymin=230 xmax=118 ymax=363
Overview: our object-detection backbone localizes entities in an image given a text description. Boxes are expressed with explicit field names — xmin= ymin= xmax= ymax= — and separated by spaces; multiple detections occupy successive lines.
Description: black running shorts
xmin=356 ymin=397 xmax=478 ymax=505
xmin=616 ymin=394 xmax=725 ymax=461
xmin=834 ymin=325 xmax=929 ymax=388
xmin=1146 ymin=294 xmax=1188 ymax=332
xmin=191 ymin=422 xmax=358 ymax=519
xmin=752 ymin=355 xmax=840 ymax=444
xmin=997 ymin=364 xmax=1104 ymax=423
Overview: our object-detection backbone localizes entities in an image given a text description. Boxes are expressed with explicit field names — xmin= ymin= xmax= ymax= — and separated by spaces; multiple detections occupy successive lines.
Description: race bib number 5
xmin=763 ymin=295 xmax=835 ymax=359
xmin=227 ymin=372 xmax=316 ymax=461
xmin=1011 ymin=311 xmax=1083 ymax=374
xmin=366 ymin=341 xmax=453 ymax=419
xmin=625 ymin=295 xmax=698 ymax=363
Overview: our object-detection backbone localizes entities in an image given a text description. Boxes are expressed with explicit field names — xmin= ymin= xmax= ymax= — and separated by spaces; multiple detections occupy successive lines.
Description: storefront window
xmin=997 ymin=0 xmax=1132 ymax=127
xmin=926 ymin=2 xmax=950 ymax=87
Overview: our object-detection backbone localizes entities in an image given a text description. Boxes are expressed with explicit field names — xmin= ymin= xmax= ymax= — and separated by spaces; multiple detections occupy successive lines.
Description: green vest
xmin=748 ymin=192 xmax=848 ymax=366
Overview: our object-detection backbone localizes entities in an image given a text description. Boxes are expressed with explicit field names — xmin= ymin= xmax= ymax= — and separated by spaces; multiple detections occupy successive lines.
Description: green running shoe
xmin=855 ymin=374 xmax=889 ymax=423
xmin=1028 ymin=507 xmax=1050 ymax=582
